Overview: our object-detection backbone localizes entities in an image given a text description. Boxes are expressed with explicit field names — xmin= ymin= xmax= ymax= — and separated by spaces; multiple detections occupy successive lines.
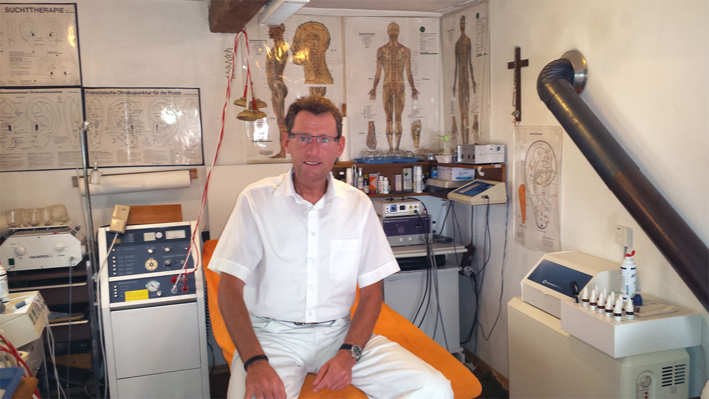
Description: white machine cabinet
xmin=509 ymin=297 xmax=689 ymax=399
xmin=99 ymin=221 xmax=210 ymax=399
xmin=383 ymin=243 xmax=463 ymax=353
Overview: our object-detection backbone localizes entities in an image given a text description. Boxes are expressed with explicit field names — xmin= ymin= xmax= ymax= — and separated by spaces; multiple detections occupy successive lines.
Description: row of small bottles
xmin=580 ymin=286 xmax=636 ymax=321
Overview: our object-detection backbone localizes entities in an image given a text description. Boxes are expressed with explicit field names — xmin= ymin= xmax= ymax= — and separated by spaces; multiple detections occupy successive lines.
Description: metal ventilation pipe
xmin=537 ymin=50 xmax=709 ymax=312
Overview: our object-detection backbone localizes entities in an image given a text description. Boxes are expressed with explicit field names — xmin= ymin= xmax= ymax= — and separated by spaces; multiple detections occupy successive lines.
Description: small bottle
xmin=589 ymin=289 xmax=598 ymax=310
xmin=604 ymin=296 xmax=613 ymax=317
xmin=621 ymin=251 xmax=637 ymax=301
xmin=363 ymin=174 xmax=369 ymax=194
xmin=597 ymin=292 xmax=606 ymax=314
xmin=613 ymin=298 xmax=624 ymax=321
xmin=581 ymin=286 xmax=589 ymax=307
xmin=357 ymin=168 xmax=364 ymax=190
xmin=625 ymin=298 xmax=635 ymax=320
xmin=609 ymin=291 xmax=616 ymax=309
xmin=0 ymin=262 xmax=9 ymax=303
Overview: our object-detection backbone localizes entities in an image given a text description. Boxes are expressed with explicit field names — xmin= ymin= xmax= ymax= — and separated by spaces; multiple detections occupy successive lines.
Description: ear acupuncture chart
xmin=83 ymin=88 xmax=204 ymax=167
xmin=0 ymin=4 xmax=82 ymax=87
xmin=513 ymin=125 xmax=562 ymax=252
xmin=0 ymin=88 xmax=83 ymax=171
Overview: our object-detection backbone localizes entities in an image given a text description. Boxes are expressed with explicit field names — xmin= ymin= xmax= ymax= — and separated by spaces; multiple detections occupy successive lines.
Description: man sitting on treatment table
xmin=209 ymin=96 xmax=453 ymax=399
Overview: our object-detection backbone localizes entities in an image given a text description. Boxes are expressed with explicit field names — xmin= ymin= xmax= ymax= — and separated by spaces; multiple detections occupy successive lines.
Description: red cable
xmin=178 ymin=29 xmax=250 ymax=282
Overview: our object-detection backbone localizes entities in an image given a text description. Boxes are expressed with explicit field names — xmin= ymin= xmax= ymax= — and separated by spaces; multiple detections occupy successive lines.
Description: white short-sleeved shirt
xmin=208 ymin=169 xmax=400 ymax=323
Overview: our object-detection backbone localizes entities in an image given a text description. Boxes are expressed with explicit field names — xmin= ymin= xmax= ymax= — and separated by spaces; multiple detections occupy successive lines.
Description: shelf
xmin=333 ymin=161 xmax=505 ymax=199
xmin=392 ymin=242 xmax=467 ymax=259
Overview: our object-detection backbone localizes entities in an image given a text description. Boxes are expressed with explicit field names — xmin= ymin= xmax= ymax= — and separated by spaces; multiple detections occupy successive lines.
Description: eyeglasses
xmin=288 ymin=133 xmax=340 ymax=146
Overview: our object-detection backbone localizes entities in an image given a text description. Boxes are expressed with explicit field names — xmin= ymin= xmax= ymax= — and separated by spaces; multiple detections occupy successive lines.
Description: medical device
xmin=510 ymin=251 xmax=698 ymax=399
xmin=99 ymin=221 xmax=209 ymax=399
xmin=456 ymin=144 xmax=505 ymax=164
xmin=379 ymin=214 xmax=431 ymax=247
xmin=0 ymin=226 xmax=84 ymax=271
xmin=372 ymin=198 xmax=422 ymax=218
xmin=0 ymin=291 xmax=48 ymax=348
xmin=447 ymin=179 xmax=507 ymax=205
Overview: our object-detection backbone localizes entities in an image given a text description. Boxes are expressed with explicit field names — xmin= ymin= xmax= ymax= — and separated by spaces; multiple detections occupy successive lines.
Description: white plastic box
xmin=438 ymin=166 xmax=475 ymax=181
xmin=560 ymin=294 xmax=701 ymax=358
xmin=0 ymin=291 xmax=49 ymax=348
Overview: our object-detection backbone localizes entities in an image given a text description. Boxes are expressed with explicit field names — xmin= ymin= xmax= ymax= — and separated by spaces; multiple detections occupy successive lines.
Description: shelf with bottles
xmin=332 ymin=161 xmax=505 ymax=199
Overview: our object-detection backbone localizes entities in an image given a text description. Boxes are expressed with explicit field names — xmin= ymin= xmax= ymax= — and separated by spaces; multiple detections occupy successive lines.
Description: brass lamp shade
xmin=237 ymin=109 xmax=257 ymax=121
xmin=234 ymin=97 xmax=248 ymax=107
xmin=253 ymin=109 xmax=267 ymax=119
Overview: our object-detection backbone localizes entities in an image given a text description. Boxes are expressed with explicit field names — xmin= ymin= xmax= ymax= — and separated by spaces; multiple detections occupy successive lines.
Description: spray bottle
xmin=621 ymin=251 xmax=637 ymax=301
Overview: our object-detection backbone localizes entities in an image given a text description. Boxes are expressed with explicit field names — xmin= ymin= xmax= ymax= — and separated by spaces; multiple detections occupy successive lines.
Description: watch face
xmin=352 ymin=345 xmax=362 ymax=359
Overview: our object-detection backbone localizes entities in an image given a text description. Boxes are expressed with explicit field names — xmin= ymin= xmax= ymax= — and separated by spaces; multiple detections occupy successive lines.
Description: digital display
xmin=166 ymin=230 xmax=186 ymax=239
xmin=143 ymin=232 xmax=156 ymax=241
xmin=456 ymin=182 xmax=493 ymax=197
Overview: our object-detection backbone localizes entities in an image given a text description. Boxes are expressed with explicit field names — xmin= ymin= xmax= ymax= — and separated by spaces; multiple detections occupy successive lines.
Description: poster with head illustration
xmin=242 ymin=15 xmax=344 ymax=163
xmin=0 ymin=3 xmax=82 ymax=87
xmin=513 ymin=125 xmax=562 ymax=252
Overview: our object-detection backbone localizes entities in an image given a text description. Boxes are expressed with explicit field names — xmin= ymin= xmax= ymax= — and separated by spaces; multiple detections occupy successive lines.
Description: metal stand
xmin=80 ymin=125 xmax=102 ymax=396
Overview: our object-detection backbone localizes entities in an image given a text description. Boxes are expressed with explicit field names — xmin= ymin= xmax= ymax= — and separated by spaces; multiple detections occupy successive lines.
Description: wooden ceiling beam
xmin=209 ymin=0 xmax=268 ymax=33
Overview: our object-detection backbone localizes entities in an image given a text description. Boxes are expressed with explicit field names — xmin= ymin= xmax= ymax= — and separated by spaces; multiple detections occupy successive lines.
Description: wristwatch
xmin=339 ymin=344 xmax=362 ymax=362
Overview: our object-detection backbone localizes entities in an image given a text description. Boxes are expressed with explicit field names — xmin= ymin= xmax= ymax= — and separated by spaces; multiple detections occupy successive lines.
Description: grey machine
xmin=99 ymin=221 xmax=210 ymax=398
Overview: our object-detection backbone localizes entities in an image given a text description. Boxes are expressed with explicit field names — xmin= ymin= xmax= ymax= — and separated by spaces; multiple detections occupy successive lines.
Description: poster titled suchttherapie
xmin=0 ymin=3 xmax=82 ymax=87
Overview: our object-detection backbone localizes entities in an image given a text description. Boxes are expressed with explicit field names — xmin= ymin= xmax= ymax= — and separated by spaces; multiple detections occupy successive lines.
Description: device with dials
xmin=99 ymin=221 xmax=210 ymax=398
xmin=0 ymin=226 xmax=85 ymax=271
xmin=100 ymin=223 xmax=196 ymax=305
xmin=447 ymin=179 xmax=507 ymax=205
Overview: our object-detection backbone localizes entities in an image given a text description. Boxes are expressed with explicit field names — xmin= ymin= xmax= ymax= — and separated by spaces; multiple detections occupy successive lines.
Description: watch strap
xmin=243 ymin=354 xmax=268 ymax=371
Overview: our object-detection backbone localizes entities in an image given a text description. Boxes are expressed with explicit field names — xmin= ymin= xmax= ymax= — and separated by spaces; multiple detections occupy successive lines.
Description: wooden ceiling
xmin=208 ymin=0 xmax=473 ymax=33
xmin=209 ymin=0 xmax=269 ymax=33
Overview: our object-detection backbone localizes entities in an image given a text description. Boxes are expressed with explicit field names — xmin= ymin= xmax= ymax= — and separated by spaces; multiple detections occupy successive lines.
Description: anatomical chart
xmin=83 ymin=88 xmax=203 ymax=167
xmin=513 ymin=126 xmax=562 ymax=252
xmin=442 ymin=1 xmax=489 ymax=147
xmin=344 ymin=17 xmax=440 ymax=158
xmin=242 ymin=15 xmax=343 ymax=163
xmin=0 ymin=88 xmax=83 ymax=171
xmin=0 ymin=4 xmax=81 ymax=87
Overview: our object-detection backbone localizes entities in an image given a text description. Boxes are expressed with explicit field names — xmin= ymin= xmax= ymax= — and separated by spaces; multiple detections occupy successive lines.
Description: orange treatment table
xmin=202 ymin=240 xmax=481 ymax=398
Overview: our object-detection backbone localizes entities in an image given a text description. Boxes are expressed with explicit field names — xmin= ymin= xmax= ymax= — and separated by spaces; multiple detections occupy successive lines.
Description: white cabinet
xmin=383 ymin=243 xmax=463 ymax=353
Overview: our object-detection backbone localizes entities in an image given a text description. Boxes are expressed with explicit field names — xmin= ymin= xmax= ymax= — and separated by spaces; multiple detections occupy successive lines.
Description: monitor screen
xmin=456 ymin=181 xmax=493 ymax=197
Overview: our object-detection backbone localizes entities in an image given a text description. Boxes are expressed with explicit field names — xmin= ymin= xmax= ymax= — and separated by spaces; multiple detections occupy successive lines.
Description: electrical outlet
xmin=614 ymin=225 xmax=633 ymax=248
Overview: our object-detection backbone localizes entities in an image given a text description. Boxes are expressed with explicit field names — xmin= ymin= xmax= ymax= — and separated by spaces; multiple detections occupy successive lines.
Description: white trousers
xmin=228 ymin=316 xmax=453 ymax=399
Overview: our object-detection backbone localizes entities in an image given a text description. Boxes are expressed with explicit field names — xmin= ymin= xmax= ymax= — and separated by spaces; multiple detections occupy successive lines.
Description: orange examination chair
xmin=202 ymin=240 xmax=482 ymax=398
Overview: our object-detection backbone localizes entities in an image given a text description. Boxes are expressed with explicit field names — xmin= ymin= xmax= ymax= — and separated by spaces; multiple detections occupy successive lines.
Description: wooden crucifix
xmin=507 ymin=46 xmax=529 ymax=122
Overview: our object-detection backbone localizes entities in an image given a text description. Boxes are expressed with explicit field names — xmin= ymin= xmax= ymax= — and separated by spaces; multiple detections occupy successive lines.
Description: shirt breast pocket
xmin=329 ymin=239 xmax=361 ymax=284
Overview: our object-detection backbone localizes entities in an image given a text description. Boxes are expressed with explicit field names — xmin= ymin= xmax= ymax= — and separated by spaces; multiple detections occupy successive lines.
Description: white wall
xmin=462 ymin=0 xmax=709 ymax=395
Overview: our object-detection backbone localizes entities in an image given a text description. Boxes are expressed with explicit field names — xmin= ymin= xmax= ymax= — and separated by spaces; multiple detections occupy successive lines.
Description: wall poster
xmin=0 ymin=3 xmax=82 ymax=87
xmin=83 ymin=87 xmax=204 ymax=167
xmin=243 ymin=14 xmax=344 ymax=163
xmin=0 ymin=87 xmax=82 ymax=171
xmin=441 ymin=1 xmax=489 ymax=147
xmin=344 ymin=17 xmax=440 ymax=159
xmin=513 ymin=125 xmax=562 ymax=252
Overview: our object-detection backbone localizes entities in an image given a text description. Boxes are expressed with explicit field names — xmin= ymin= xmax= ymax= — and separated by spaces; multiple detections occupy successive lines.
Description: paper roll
xmin=339 ymin=116 xmax=351 ymax=162
xmin=78 ymin=170 xmax=191 ymax=196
